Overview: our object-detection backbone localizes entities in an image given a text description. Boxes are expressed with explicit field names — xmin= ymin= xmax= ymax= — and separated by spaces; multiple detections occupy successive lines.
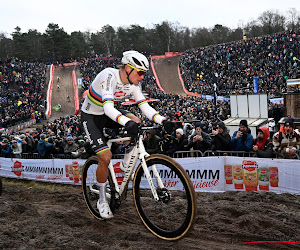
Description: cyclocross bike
xmin=81 ymin=127 xmax=197 ymax=241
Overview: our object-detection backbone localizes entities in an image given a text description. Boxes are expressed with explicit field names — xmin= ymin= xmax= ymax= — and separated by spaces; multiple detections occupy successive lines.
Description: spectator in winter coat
xmin=37 ymin=134 xmax=53 ymax=157
xmin=19 ymin=134 xmax=30 ymax=154
xmin=11 ymin=139 xmax=22 ymax=158
xmin=158 ymin=130 xmax=178 ymax=156
xmin=143 ymin=129 xmax=160 ymax=154
xmin=231 ymin=120 xmax=254 ymax=152
xmin=175 ymin=128 xmax=189 ymax=151
xmin=64 ymin=136 xmax=79 ymax=155
xmin=187 ymin=122 xmax=211 ymax=152
xmin=273 ymin=117 xmax=300 ymax=159
xmin=211 ymin=122 xmax=231 ymax=151
xmin=31 ymin=135 xmax=39 ymax=153
xmin=1 ymin=140 xmax=13 ymax=157
xmin=52 ymin=137 xmax=64 ymax=155
xmin=252 ymin=126 xmax=274 ymax=158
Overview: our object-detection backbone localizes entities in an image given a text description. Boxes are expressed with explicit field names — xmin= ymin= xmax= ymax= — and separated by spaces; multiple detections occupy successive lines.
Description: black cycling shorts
xmin=81 ymin=110 xmax=131 ymax=155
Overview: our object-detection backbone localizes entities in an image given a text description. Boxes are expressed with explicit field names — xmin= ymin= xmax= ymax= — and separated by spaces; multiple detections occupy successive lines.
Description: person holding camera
xmin=187 ymin=122 xmax=211 ymax=153
xmin=231 ymin=120 xmax=254 ymax=152
xmin=211 ymin=122 xmax=231 ymax=151
xmin=252 ymin=126 xmax=274 ymax=158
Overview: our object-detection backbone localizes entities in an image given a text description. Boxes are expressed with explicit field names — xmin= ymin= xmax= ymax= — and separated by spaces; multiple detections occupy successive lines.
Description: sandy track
xmin=50 ymin=66 xmax=79 ymax=121
xmin=0 ymin=179 xmax=299 ymax=249
xmin=152 ymin=56 xmax=186 ymax=96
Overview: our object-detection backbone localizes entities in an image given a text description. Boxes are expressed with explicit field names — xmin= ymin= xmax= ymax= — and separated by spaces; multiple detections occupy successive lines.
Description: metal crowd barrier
xmin=1 ymin=150 xmax=299 ymax=160
xmin=203 ymin=150 xmax=257 ymax=158
xmin=172 ymin=150 xmax=203 ymax=158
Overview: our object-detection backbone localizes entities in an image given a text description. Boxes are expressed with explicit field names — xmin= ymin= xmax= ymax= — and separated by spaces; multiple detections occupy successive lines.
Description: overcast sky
xmin=1 ymin=0 xmax=299 ymax=36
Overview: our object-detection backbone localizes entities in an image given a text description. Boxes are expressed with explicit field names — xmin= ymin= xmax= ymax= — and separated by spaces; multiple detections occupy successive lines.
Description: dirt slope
xmin=1 ymin=178 xmax=299 ymax=249
xmin=152 ymin=56 xmax=186 ymax=96
xmin=49 ymin=66 xmax=79 ymax=121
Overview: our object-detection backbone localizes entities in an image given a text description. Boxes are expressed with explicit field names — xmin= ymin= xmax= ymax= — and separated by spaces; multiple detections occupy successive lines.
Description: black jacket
xmin=253 ymin=138 xmax=274 ymax=158
xmin=159 ymin=134 xmax=178 ymax=156
xmin=144 ymin=129 xmax=160 ymax=154
xmin=177 ymin=134 xmax=189 ymax=151
xmin=211 ymin=128 xmax=231 ymax=151
xmin=187 ymin=131 xmax=211 ymax=152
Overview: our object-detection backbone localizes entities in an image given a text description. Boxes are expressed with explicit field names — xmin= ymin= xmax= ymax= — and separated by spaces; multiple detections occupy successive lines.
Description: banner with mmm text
xmin=0 ymin=157 xmax=299 ymax=194
xmin=0 ymin=157 xmax=225 ymax=192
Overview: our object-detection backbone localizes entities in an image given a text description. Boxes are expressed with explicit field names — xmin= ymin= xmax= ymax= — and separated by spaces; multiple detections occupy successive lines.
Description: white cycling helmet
xmin=121 ymin=50 xmax=149 ymax=72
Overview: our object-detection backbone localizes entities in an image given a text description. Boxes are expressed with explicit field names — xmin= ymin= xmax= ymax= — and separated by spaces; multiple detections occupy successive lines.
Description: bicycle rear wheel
xmin=81 ymin=156 xmax=116 ymax=219
xmin=133 ymin=154 xmax=197 ymax=240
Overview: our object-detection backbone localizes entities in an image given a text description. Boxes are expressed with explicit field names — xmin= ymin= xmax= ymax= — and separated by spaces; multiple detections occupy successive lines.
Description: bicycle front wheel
xmin=133 ymin=154 xmax=197 ymax=240
xmin=81 ymin=156 xmax=116 ymax=219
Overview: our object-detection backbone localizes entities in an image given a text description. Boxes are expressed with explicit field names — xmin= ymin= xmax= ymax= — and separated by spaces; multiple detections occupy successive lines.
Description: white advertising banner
xmin=0 ymin=157 xmax=299 ymax=194
xmin=176 ymin=157 xmax=224 ymax=192
xmin=224 ymin=157 xmax=300 ymax=194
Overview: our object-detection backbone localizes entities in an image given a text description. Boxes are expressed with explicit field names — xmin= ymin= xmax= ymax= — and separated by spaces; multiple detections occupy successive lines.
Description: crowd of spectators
xmin=0 ymin=115 xmax=88 ymax=159
xmin=1 ymin=114 xmax=298 ymax=160
xmin=142 ymin=117 xmax=299 ymax=159
xmin=1 ymin=29 xmax=299 ymax=159
xmin=0 ymin=58 xmax=47 ymax=128
xmin=180 ymin=29 xmax=300 ymax=97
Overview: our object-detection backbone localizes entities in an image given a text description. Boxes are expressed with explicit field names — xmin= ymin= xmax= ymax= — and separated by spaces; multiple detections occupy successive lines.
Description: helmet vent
xmin=132 ymin=57 xmax=142 ymax=66
xmin=141 ymin=61 xmax=147 ymax=68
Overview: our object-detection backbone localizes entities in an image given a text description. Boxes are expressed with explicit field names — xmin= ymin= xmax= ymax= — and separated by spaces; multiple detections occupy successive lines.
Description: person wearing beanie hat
xmin=252 ymin=127 xmax=274 ymax=158
xmin=194 ymin=122 xmax=203 ymax=129
xmin=284 ymin=117 xmax=294 ymax=128
xmin=176 ymin=128 xmax=184 ymax=136
xmin=175 ymin=128 xmax=188 ymax=151
xmin=231 ymin=119 xmax=254 ymax=152
xmin=211 ymin=122 xmax=231 ymax=151
xmin=273 ymin=117 xmax=300 ymax=159
xmin=239 ymin=119 xmax=248 ymax=128
xmin=217 ymin=122 xmax=226 ymax=130
xmin=64 ymin=135 xmax=78 ymax=156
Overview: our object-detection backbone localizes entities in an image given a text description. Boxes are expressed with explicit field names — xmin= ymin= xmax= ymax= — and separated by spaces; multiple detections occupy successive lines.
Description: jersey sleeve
xmin=132 ymin=86 xmax=165 ymax=124
xmin=101 ymin=72 xmax=131 ymax=126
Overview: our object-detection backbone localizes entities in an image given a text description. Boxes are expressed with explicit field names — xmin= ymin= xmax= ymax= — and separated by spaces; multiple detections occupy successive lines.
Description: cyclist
xmin=80 ymin=50 xmax=173 ymax=219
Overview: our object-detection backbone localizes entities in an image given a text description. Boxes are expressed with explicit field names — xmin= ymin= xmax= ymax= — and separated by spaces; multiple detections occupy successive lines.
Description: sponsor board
xmin=0 ymin=157 xmax=299 ymax=194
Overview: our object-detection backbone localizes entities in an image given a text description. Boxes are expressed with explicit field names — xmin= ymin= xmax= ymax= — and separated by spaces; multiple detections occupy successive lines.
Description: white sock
xmin=99 ymin=183 xmax=107 ymax=204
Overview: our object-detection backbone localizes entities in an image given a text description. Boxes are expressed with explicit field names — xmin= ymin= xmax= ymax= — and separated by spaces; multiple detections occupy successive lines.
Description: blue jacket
xmin=1 ymin=144 xmax=12 ymax=155
xmin=37 ymin=140 xmax=53 ymax=156
xmin=231 ymin=129 xmax=253 ymax=152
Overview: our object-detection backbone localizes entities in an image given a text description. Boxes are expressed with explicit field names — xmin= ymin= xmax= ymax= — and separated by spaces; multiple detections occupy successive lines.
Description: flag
xmin=253 ymin=77 xmax=259 ymax=94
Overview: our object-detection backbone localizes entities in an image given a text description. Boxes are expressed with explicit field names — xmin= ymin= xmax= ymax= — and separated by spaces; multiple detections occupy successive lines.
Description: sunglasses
xmin=127 ymin=64 xmax=146 ymax=76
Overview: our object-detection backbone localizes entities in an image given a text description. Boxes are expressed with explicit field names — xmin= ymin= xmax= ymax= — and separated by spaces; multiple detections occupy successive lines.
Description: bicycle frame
xmin=107 ymin=135 xmax=164 ymax=201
